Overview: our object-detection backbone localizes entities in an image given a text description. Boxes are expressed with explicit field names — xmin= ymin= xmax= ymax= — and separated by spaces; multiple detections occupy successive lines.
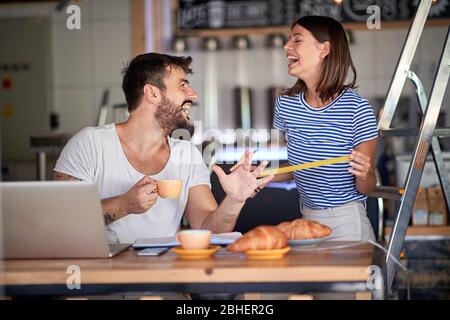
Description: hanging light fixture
xmin=172 ymin=36 xmax=189 ymax=53
xmin=266 ymin=34 xmax=286 ymax=140
xmin=232 ymin=35 xmax=253 ymax=139
xmin=202 ymin=37 xmax=221 ymax=51
xmin=266 ymin=34 xmax=286 ymax=49
xmin=201 ymin=37 xmax=221 ymax=134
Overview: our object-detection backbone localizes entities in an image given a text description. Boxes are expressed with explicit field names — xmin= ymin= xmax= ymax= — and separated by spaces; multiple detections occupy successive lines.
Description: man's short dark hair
xmin=121 ymin=53 xmax=193 ymax=112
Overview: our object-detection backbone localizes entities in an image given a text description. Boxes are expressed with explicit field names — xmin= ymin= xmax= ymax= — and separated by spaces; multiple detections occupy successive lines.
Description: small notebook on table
xmin=132 ymin=232 xmax=242 ymax=249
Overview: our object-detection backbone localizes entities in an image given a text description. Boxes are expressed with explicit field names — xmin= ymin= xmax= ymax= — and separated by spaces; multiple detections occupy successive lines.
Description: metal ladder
xmin=369 ymin=0 xmax=450 ymax=297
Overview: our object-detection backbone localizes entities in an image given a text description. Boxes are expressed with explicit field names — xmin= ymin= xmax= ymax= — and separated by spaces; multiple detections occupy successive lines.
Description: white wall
xmin=1 ymin=0 xmax=132 ymax=180
xmin=51 ymin=0 xmax=132 ymax=134
xmin=1 ymin=0 xmax=132 ymax=135
xmin=352 ymin=26 xmax=449 ymax=108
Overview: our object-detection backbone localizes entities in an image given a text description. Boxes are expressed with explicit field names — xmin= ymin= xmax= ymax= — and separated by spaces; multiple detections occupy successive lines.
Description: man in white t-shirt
xmin=54 ymin=53 xmax=273 ymax=243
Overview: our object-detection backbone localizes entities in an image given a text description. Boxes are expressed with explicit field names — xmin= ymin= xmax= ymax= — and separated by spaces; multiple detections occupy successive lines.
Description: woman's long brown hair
xmin=284 ymin=16 xmax=357 ymax=103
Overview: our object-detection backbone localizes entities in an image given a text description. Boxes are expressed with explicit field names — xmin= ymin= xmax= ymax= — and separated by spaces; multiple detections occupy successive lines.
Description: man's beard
xmin=154 ymin=95 xmax=194 ymax=137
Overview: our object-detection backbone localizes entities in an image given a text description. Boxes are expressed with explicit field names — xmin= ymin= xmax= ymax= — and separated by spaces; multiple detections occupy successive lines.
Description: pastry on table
xmin=277 ymin=219 xmax=332 ymax=240
xmin=227 ymin=225 xmax=288 ymax=252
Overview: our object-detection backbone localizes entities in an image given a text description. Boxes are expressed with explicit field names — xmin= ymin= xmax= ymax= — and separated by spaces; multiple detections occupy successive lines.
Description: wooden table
xmin=1 ymin=241 xmax=385 ymax=299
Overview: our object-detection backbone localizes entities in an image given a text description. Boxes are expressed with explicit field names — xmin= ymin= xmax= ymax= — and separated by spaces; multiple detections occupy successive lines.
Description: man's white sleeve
xmin=54 ymin=128 xmax=99 ymax=182
xmin=187 ymin=143 xmax=211 ymax=190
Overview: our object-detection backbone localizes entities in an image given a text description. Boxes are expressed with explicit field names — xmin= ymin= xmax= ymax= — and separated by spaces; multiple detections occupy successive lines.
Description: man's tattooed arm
xmin=53 ymin=171 xmax=81 ymax=181
xmin=101 ymin=197 xmax=128 ymax=225
xmin=103 ymin=212 xmax=117 ymax=225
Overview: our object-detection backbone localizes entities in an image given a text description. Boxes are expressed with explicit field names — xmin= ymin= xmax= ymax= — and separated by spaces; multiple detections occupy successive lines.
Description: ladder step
xmin=369 ymin=186 xmax=404 ymax=200
xmin=380 ymin=128 xmax=450 ymax=138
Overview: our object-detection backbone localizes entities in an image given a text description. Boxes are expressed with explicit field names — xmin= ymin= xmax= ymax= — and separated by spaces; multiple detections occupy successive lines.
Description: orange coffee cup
xmin=176 ymin=230 xmax=211 ymax=250
xmin=156 ymin=179 xmax=182 ymax=199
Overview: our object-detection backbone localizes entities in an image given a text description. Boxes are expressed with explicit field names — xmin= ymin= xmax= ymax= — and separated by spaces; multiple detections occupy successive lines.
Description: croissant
xmin=227 ymin=225 xmax=288 ymax=252
xmin=277 ymin=219 xmax=332 ymax=240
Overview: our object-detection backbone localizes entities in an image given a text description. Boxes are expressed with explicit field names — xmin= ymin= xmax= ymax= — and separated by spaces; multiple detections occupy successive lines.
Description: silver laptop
xmin=1 ymin=181 xmax=130 ymax=259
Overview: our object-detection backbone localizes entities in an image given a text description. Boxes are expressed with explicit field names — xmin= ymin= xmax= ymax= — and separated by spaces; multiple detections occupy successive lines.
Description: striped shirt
xmin=273 ymin=89 xmax=378 ymax=209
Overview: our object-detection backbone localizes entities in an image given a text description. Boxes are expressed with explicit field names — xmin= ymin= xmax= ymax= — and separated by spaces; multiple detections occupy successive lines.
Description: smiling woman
xmin=284 ymin=16 xmax=357 ymax=102
xmin=273 ymin=15 xmax=378 ymax=242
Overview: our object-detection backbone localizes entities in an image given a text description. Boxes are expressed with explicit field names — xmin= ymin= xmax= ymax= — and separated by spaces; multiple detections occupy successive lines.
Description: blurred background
xmin=0 ymin=0 xmax=449 ymax=225
xmin=1 ymin=0 xmax=449 ymax=299
xmin=0 ymin=0 xmax=448 ymax=178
